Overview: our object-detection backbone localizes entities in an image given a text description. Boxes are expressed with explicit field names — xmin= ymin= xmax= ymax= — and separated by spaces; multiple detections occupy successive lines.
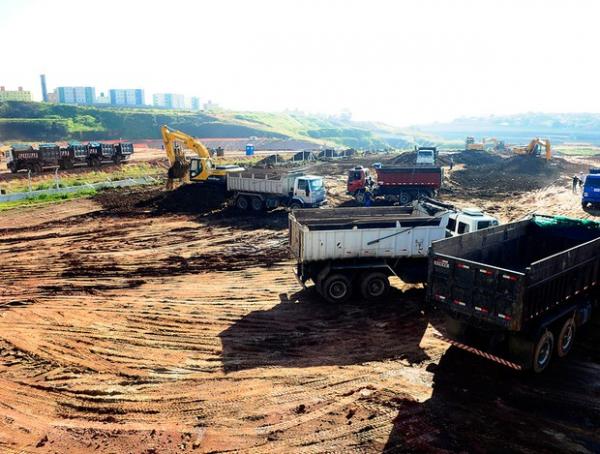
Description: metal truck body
xmin=290 ymin=203 xmax=449 ymax=302
xmin=227 ymin=170 xmax=327 ymax=211
xmin=582 ymin=170 xmax=600 ymax=208
xmin=347 ymin=165 xmax=443 ymax=205
xmin=428 ymin=215 xmax=600 ymax=372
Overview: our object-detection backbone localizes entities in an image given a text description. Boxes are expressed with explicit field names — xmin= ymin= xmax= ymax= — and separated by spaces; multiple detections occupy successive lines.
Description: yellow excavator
xmin=511 ymin=138 xmax=552 ymax=161
xmin=161 ymin=125 xmax=243 ymax=189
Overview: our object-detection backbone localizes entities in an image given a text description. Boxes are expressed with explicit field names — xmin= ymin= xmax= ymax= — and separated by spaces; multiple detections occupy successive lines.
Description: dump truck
xmin=290 ymin=202 xmax=449 ymax=303
xmin=347 ymin=164 xmax=443 ymax=205
xmin=7 ymin=143 xmax=61 ymax=173
xmin=7 ymin=142 xmax=134 ymax=172
xmin=227 ymin=169 xmax=326 ymax=211
xmin=428 ymin=215 xmax=600 ymax=373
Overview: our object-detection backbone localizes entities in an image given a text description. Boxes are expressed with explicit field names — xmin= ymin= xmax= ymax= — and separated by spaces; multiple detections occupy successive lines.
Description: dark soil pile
xmin=95 ymin=184 xmax=226 ymax=215
xmin=388 ymin=151 xmax=451 ymax=166
xmin=452 ymin=155 xmax=587 ymax=195
xmin=452 ymin=151 xmax=503 ymax=166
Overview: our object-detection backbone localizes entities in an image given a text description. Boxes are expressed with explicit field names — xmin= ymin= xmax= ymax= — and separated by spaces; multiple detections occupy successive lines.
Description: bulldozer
xmin=510 ymin=138 xmax=551 ymax=161
xmin=161 ymin=125 xmax=243 ymax=190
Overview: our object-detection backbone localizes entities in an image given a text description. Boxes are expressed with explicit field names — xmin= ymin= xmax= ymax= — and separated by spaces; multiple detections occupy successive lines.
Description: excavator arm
xmin=160 ymin=125 xmax=244 ymax=189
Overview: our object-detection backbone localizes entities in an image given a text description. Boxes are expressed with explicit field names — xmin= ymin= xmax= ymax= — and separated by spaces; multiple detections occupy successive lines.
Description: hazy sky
xmin=2 ymin=0 xmax=599 ymax=126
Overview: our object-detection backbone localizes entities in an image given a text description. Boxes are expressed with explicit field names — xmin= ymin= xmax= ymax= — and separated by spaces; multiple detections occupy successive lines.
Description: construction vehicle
xmin=465 ymin=137 xmax=485 ymax=151
xmin=581 ymin=168 xmax=600 ymax=209
xmin=161 ymin=125 xmax=243 ymax=189
xmin=290 ymin=202 xmax=450 ymax=303
xmin=415 ymin=146 xmax=437 ymax=165
xmin=511 ymin=138 xmax=552 ymax=161
xmin=428 ymin=215 xmax=600 ymax=373
xmin=347 ymin=164 xmax=442 ymax=205
xmin=227 ymin=169 xmax=326 ymax=211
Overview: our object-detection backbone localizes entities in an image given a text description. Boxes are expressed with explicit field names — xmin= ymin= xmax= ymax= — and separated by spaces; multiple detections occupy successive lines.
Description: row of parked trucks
xmin=290 ymin=201 xmax=599 ymax=373
xmin=5 ymin=142 xmax=134 ymax=174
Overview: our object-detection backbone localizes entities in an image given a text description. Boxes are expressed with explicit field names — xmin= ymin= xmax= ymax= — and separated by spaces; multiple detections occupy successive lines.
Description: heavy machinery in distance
xmin=465 ymin=136 xmax=506 ymax=152
xmin=510 ymin=138 xmax=552 ymax=161
xmin=161 ymin=125 xmax=243 ymax=189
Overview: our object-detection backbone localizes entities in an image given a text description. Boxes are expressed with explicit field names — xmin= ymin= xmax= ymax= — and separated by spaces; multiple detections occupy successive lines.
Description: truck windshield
xmin=309 ymin=179 xmax=323 ymax=191
xmin=585 ymin=177 xmax=600 ymax=188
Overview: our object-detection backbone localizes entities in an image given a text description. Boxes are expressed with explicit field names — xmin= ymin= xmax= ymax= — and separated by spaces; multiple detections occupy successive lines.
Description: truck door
xmin=296 ymin=178 xmax=309 ymax=202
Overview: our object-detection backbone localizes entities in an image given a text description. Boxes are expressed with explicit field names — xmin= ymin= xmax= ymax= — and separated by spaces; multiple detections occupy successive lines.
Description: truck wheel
xmin=289 ymin=201 xmax=302 ymax=210
xmin=399 ymin=192 xmax=412 ymax=205
xmin=556 ymin=318 xmax=576 ymax=358
xmin=8 ymin=164 xmax=17 ymax=174
xmin=582 ymin=202 xmax=587 ymax=209
xmin=34 ymin=163 xmax=43 ymax=174
xmin=250 ymin=197 xmax=264 ymax=211
xmin=354 ymin=190 xmax=366 ymax=204
xmin=236 ymin=196 xmax=249 ymax=210
xmin=323 ymin=274 xmax=352 ymax=304
xmin=360 ymin=272 xmax=390 ymax=300
xmin=532 ymin=330 xmax=554 ymax=373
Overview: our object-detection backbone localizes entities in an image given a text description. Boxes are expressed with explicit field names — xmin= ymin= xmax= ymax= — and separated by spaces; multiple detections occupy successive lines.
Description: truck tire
xmin=113 ymin=155 xmax=122 ymax=165
xmin=8 ymin=163 xmax=17 ymax=174
xmin=399 ymin=192 xmax=412 ymax=205
xmin=250 ymin=197 xmax=264 ymax=211
xmin=556 ymin=318 xmax=576 ymax=358
xmin=360 ymin=272 xmax=390 ymax=300
xmin=532 ymin=330 xmax=554 ymax=373
xmin=236 ymin=196 xmax=249 ymax=210
xmin=323 ymin=274 xmax=352 ymax=304
xmin=34 ymin=162 xmax=43 ymax=174
xmin=289 ymin=201 xmax=302 ymax=210
xmin=354 ymin=190 xmax=366 ymax=205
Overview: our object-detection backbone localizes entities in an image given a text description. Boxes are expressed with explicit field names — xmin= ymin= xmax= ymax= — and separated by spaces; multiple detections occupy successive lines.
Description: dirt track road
xmin=1 ymin=190 xmax=599 ymax=453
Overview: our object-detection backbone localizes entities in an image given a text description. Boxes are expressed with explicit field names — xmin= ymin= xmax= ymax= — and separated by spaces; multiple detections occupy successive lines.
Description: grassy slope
xmin=0 ymin=102 xmax=428 ymax=149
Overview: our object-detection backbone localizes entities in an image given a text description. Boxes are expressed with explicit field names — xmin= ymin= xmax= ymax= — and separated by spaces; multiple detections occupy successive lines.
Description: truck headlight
xmin=584 ymin=192 xmax=589 ymax=197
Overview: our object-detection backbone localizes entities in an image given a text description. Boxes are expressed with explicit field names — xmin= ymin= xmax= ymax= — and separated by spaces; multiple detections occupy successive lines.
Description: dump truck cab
xmin=292 ymin=175 xmax=326 ymax=207
xmin=347 ymin=166 xmax=372 ymax=194
xmin=416 ymin=147 xmax=437 ymax=165
xmin=446 ymin=207 xmax=500 ymax=236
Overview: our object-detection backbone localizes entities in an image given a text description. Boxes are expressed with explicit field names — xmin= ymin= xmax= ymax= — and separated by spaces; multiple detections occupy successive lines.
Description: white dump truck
xmin=290 ymin=202 xmax=449 ymax=302
xmin=227 ymin=169 xmax=327 ymax=211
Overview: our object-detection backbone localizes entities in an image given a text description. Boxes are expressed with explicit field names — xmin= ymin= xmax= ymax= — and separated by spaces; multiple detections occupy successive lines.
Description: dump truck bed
xmin=428 ymin=215 xmax=600 ymax=331
xmin=375 ymin=166 xmax=442 ymax=188
xmin=227 ymin=170 xmax=300 ymax=195
xmin=290 ymin=204 xmax=449 ymax=262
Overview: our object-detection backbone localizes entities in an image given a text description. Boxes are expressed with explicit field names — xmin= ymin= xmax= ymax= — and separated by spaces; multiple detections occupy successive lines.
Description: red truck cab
xmin=347 ymin=166 xmax=370 ymax=194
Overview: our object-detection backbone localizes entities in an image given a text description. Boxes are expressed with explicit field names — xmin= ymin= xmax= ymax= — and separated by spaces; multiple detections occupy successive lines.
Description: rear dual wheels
xmin=360 ymin=272 xmax=390 ymax=300
xmin=318 ymin=272 xmax=389 ymax=304
xmin=236 ymin=196 xmax=264 ymax=211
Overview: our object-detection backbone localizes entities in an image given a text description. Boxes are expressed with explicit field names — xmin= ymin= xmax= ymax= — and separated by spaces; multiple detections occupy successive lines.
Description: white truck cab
xmin=294 ymin=175 xmax=326 ymax=207
xmin=446 ymin=207 xmax=500 ymax=236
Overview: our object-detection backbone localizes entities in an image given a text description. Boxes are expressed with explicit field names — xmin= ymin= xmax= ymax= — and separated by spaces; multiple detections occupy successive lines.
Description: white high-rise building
xmin=153 ymin=93 xmax=185 ymax=109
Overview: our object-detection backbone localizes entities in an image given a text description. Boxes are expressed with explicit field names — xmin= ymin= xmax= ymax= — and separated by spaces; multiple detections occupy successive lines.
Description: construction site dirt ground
xmin=1 ymin=156 xmax=600 ymax=453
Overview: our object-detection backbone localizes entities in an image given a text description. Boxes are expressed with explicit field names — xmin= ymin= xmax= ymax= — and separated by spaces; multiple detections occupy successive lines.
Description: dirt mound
xmin=292 ymin=151 xmax=317 ymax=161
xmin=95 ymin=184 xmax=226 ymax=215
xmin=389 ymin=151 xmax=450 ymax=166
xmin=452 ymin=155 xmax=587 ymax=195
xmin=452 ymin=151 xmax=503 ymax=166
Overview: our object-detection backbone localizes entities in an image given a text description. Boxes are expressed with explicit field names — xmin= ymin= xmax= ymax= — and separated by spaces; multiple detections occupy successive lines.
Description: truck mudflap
xmin=435 ymin=334 xmax=523 ymax=371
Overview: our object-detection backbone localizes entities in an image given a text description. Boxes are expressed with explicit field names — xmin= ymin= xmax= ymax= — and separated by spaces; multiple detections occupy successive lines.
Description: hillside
xmin=0 ymin=102 xmax=418 ymax=149
xmin=415 ymin=112 xmax=600 ymax=145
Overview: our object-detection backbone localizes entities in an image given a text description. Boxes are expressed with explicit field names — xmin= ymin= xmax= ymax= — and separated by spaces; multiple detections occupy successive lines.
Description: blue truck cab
xmin=582 ymin=169 xmax=600 ymax=209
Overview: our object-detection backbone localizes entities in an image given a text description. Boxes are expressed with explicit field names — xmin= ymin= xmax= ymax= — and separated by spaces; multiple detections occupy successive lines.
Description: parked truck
xmin=581 ymin=168 xmax=600 ymax=209
xmin=7 ymin=142 xmax=134 ymax=173
xmin=347 ymin=163 xmax=442 ymax=205
xmin=227 ymin=169 xmax=327 ymax=211
xmin=428 ymin=215 xmax=600 ymax=373
xmin=290 ymin=202 xmax=450 ymax=303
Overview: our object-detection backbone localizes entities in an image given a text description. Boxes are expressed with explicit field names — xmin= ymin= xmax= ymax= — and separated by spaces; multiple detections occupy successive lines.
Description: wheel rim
xmin=329 ymin=281 xmax=348 ymax=300
xmin=238 ymin=198 xmax=248 ymax=209
xmin=368 ymin=278 xmax=385 ymax=297
xmin=537 ymin=338 xmax=552 ymax=368
xmin=561 ymin=324 xmax=574 ymax=351
xmin=356 ymin=192 xmax=365 ymax=203
xmin=252 ymin=199 xmax=262 ymax=210
xmin=399 ymin=193 xmax=411 ymax=204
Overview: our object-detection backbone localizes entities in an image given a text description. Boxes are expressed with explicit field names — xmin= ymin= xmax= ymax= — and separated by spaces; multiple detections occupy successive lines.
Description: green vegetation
xmin=0 ymin=188 xmax=97 ymax=212
xmin=554 ymin=146 xmax=600 ymax=156
xmin=0 ymin=101 xmax=425 ymax=149
xmin=2 ymin=163 xmax=162 ymax=194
